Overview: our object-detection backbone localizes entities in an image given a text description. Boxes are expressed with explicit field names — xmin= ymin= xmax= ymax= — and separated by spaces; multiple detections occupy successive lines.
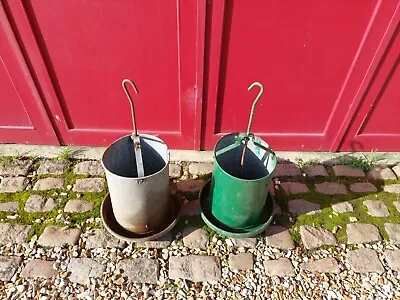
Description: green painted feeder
xmin=200 ymin=82 xmax=277 ymax=237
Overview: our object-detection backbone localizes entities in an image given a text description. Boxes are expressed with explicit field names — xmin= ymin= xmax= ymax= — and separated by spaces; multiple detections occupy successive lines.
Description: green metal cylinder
xmin=209 ymin=133 xmax=277 ymax=229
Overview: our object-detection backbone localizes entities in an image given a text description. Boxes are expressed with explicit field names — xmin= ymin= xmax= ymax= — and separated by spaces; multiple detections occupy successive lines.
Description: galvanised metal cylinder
xmin=209 ymin=133 xmax=277 ymax=229
xmin=102 ymin=134 xmax=169 ymax=234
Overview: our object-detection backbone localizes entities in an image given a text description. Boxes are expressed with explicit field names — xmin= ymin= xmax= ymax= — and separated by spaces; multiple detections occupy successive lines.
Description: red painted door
xmin=5 ymin=0 xmax=205 ymax=149
xmin=0 ymin=3 xmax=58 ymax=145
xmin=339 ymin=25 xmax=400 ymax=151
xmin=202 ymin=0 xmax=400 ymax=151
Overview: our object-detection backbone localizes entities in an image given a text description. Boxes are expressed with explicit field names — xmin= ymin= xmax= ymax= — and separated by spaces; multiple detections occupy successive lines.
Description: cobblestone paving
xmin=0 ymin=157 xmax=399 ymax=299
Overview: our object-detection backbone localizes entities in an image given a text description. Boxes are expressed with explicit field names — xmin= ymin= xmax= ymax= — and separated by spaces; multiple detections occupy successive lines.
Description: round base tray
xmin=200 ymin=179 xmax=275 ymax=238
xmin=101 ymin=193 xmax=181 ymax=242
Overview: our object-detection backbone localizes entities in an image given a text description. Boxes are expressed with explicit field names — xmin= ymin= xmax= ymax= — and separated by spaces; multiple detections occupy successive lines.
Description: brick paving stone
xmin=384 ymin=250 xmax=400 ymax=271
xmin=24 ymin=195 xmax=58 ymax=212
xmin=169 ymin=164 xmax=182 ymax=178
xmin=181 ymin=199 xmax=201 ymax=216
xmin=305 ymin=165 xmax=328 ymax=177
xmin=169 ymin=255 xmax=221 ymax=282
xmin=0 ymin=202 xmax=18 ymax=212
xmin=68 ymin=258 xmax=105 ymax=285
xmin=331 ymin=202 xmax=353 ymax=213
xmin=0 ymin=159 xmax=33 ymax=176
xmin=176 ymin=180 xmax=205 ymax=193
xmin=394 ymin=201 xmax=400 ymax=213
xmin=281 ymin=182 xmax=309 ymax=195
xmin=0 ymin=256 xmax=22 ymax=281
xmin=350 ymin=182 xmax=377 ymax=193
xmin=85 ymin=229 xmax=126 ymax=249
xmin=393 ymin=165 xmax=400 ymax=177
xmin=228 ymin=253 xmax=253 ymax=271
xmin=273 ymin=163 xmax=301 ymax=177
xmin=38 ymin=226 xmax=81 ymax=247
xmin=347 ymin=249 xmax=384 ymax=274
xmin=384 ymin=223 xmax=400 ymax=244
xmin=265 ymin=225 xmax=295 ymax=250
xmin=20 ymin=259 xmax=58 ymax=278
xmin=72 ymin=178 xmax=104 ymax=192
xmin=368 ymin=167 xmax=397 ymax=180
xmin=300 ymin=225 xmax=337 ymax=249
xmin=363 ymin=200 xmax=389 ymax=217
xmin=300 ymin=257 xmax=339 ymax=274
xmin=232 ymin=238 xmax=256 ymax=248
xmin=288 ymin=199 xmax=320 ymax=216
xmin=64 ymin=200 xmax=94 ymax=213
xmin=0 ymin=177 xmax=29 ymax=192
xmin=189 ymin=163 xmax=212 ymax=175
xmin=74 ymin=160 xmax=104 ymax=176
xmin=118 ymin=258 xmax=159 ymax=284
xmin=333 ymin=165 xmax=365 ymax=177
xmin=183 ymin=228 xmax=209 ymax=250
xmin=33 ymin=178 xmax=63 ymax=190
xmin=315 ymin=182 xmax=347 ymax=195
xmin=136 ymin=233 xmax=171 ymax=249
xmin=346 ymin=223 xmax=381 ymax=244
xmin=263 ymin=258 xmax=295 ymax=277
xmin=37 ymin=160 xmax=67 ymax=175
xmin=384 ymin=184 xmax=400 ymax=193
xmin=274 ymin=203 xmax=282 ymax=215
xmin=0 ymin=223 xmax=31 ymax=244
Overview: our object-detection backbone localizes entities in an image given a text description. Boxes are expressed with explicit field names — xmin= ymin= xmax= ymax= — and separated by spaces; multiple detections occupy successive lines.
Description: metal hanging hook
xmin=246 ymin=82 xmax=264 ymax=135
xmin=122 ymin=79 xmax=139 ymax=137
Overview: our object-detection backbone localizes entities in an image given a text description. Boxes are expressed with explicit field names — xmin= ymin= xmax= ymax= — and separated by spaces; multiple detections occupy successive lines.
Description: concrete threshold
xmin=0 ymin=144 xmax=400 ymax=165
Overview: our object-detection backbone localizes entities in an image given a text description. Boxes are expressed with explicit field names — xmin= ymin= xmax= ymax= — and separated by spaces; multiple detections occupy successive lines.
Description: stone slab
xmin=0 ymin=202 xmax=18 ymax=212
xmin=384 ymin=184 xmax=400 ymax=193
xmin=347 ymin=249 xmax=384 ymax=274
xmin=135 ymin=233 xmax=171 ymax=249
xmin=228 ymin=253 xmax=253 ymax=271
xmin=37 ymin=160 xmax=67 ymax=175
xmin=33 ymin=178 xmax=63 ymax=190
xmin=231 ymin=238 xmax=257 ymax=248
xmin=273 ymin=163 xmax=301 ymax=177
xmin=72 ymin=178 xmax=104 ymax=192
xmin=304 ymin=165 xmax=328 ymax=177
xmin=183 ymin=228 xmax=209 ymax=250
xmin=394 ymin=201 xmax=400 ymax=213
xmin=24 ymin=195 xmax=58 ymax=212
xmin=73 ymin=161 xmax=104 ymax=176
xmin=169 ymin=164 xmax=182 ymax=178
xmin=265 ymin=225 xmax=295 ymax=250
xmin=392 ymin=165 xmax=400 ymax=177
xmin=68 ymin=258 xmax=105 ymax=285
xmin=346 ymin=223 xmax=381 ymax=244
xmin=0 ymin=159 xmax=32 ymax=176
xmin=333 ymin=165 xmax=365 ymax=177
xmin=176 ymin=180 xmax=205 ymax=193
xmin=37 ymin=226 xmax=81 ymax=247
xmin=368 ymin=167 xmax=396 ymax=180
xmin=300 ymin=225 xmax=337 ymax=249
xmin=384 ymin=250 xmax=400 ymax=271
xmin=263 ymin=258 xmax=295 ymax=277
xmin=0 ymin=256 xmax=22 ymax=281
xmin=181 ymin=199 xmax=201 ymax=216
xmin=288 ymin=199 xmax=320 ymax=216
xmin=20 ymin=259 xmax=58 ymax=278
xmin=384 ymin=223 xmax=400 ymax=244
xmin=363 ymin=200 xmax=389 ymax=217
xmin=350 ymin=183 xmax=377 ymax=193
xmin=64 ymin=200 xmax=94 ymax=213
xmin=85 ymin=229 xmax=126 ymax=249
xmin=281 ymin=182 xmax=309 ymax=195
xmin=331 ymin=202 xmax=353 ymax=213
xmin=169 ymin=255 xmax=221 ymax=282
xmin=315 ymin=182 xmax=347 ymax=195
xmin=189 ymin=163 xmax=212 ymax=175
xmin=300 ymin=257 xmax=339 ymax=274
xmin=118 ymin=258 xmax=159 ymax=284
xmin=0 ymin=177 xmax=29 ymax=192
xmin=0 ymin=223 xmax=31 ymax=244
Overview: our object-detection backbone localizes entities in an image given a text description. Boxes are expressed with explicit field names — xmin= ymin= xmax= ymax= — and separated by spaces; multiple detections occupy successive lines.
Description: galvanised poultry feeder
xmin=200 ymin=82 xmax=277 ymax=238
xmin=101 ymin=79 xmax=180 ymax=242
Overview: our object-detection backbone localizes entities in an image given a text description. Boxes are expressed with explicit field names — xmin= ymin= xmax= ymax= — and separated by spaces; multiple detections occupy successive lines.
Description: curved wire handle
xmin=246 ymin=82 xmax=264 ymax=135
xmin=122 ymin=79 xmax=139 ymax=137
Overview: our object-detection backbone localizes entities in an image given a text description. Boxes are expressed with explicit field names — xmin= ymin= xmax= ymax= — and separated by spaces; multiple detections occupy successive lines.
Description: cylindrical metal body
xmin=210 ymin=133 xmax=277 ymax=229
xmin=102 ymin=134 xmax=169 ymax=233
